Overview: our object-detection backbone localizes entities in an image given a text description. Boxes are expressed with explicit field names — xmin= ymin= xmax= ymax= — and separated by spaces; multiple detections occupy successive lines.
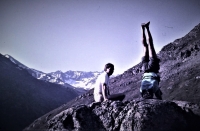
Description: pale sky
xmin=0 ymin=0 xmax=200 ymax=75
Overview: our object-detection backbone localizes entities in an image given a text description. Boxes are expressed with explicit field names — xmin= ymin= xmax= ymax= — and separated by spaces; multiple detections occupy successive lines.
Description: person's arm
xmin=107 ymin=86 xmax=110 ymax=95
xmin=102 ymin=83 xmax=108 ymax=101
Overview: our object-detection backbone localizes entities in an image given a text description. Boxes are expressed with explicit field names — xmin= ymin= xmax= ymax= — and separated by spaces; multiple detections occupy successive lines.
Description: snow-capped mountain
xmin=5 ymin=54 xmax=67 ymax=86
xmin=5 ymin=54 xmax=102 ymax=91
xmin=48 ymin=70 xmax=103 ymax=90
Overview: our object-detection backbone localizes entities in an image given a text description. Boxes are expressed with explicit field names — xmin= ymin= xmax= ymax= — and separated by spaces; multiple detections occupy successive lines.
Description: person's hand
xmin=104 ymin=98 xmax=108 ymax=101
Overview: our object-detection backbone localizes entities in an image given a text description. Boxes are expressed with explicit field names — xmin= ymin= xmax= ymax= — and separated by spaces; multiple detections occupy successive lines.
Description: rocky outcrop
xmin=25 ymin=99 xmax=200 ymax=131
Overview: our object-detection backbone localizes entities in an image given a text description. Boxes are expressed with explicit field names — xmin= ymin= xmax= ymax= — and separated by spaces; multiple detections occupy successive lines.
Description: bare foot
xmin=141 ymin=21 xmax=150 ymax=27
xmin=146 ymin=21 xmax=150 ymax=27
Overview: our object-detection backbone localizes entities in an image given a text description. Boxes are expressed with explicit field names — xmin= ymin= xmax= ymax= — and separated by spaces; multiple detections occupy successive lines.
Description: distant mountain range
xmin=48 ymin=70 xmax=102 ymax=90
xmin=0 ymin=53 xmax=102 ymax=130
xmin=5 ymin=54 xmax=102 ymax=92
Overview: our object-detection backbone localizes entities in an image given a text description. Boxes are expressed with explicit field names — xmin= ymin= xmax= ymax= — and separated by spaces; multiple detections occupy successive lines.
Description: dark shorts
xmin=141 ymin=56 xmax=160 ymax=73
xmin=108 ymin=93 xmax=125 ymax=101
xmin=140 ymin=74 xmax=160 ymax=93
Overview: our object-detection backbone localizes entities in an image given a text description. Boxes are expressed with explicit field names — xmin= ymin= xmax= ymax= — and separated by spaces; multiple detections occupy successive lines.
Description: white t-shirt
xmin=94 ymin=71 xmax=109 ymax=94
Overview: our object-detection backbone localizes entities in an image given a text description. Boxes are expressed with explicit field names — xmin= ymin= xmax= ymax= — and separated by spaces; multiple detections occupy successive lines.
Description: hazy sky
xmin=0 ymin=0 xmax=200 ymax=75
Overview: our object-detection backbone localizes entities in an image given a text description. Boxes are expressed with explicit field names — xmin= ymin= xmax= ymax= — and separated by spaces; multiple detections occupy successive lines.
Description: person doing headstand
xmin=140 ymin=21 xmax=162 ymax=99
xmin=94 ymin=63 xmax=125 ymax=102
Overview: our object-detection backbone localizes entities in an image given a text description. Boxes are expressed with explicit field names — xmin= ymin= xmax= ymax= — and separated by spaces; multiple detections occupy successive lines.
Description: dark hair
xmin=104 ymin=63 xmax=114 ymax=71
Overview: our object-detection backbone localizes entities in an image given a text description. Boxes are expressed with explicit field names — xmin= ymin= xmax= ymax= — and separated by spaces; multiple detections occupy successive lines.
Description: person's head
xmin=104 ymin=63 xmax=114 ymax=76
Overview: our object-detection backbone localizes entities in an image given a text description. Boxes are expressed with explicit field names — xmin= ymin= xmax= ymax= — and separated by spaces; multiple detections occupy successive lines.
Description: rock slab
xmin=26 ymin=99 xmax=200 ymax=131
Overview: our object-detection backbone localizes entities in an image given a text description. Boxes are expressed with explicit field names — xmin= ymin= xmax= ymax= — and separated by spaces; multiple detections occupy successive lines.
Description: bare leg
xmin=145 ymin=21 xmax=157 ymax=58
xmin=141 ymin=23 xmax=149 ymax=58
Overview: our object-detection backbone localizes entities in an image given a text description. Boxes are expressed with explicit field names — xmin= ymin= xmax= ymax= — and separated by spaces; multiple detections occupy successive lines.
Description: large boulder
xmin=25 ymin=99 xmax=200 ymax=131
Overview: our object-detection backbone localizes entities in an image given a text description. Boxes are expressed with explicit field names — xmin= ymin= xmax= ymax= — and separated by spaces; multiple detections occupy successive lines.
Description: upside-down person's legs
xmin=140 ymin=23 xmax=150 ymax=98
xmin=141 ymin=23 xmax=149 ymax=59
xmin=145 ymin=21 xmax=157 ymax=58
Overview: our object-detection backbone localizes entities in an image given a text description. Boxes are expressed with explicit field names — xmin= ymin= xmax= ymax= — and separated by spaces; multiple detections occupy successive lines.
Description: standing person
xmin=94 ymin=63 xmax=125 ymax=102
xmin=140 ymin=21 xmax=162 ymax=100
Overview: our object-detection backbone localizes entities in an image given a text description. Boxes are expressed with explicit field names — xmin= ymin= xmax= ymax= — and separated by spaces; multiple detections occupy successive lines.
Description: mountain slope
xmin=0 ymin=54 xmax=79 ymax=130
xmin=108 ymin=22 xmax=200 ymax=103
xmin=24 ymin=22 xmax=200 ymax=130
